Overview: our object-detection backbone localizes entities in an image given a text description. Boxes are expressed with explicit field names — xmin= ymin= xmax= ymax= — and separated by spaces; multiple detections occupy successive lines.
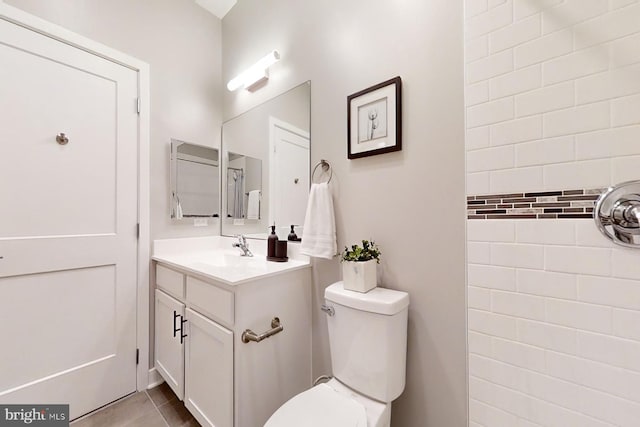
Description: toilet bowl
xmin=264 ymin=282 xmax=409 ymax=427
xmin=264 ymin=379 xmax=390 ymax=427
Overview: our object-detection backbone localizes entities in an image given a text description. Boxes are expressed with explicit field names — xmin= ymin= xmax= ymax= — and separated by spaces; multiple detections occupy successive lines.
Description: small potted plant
xmin=341 ymin=240 xmax=381 ymax=293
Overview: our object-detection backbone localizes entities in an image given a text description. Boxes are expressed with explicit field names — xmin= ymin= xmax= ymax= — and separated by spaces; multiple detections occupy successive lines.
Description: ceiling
xmin=195 ymin=0 xmax=237 ymax=19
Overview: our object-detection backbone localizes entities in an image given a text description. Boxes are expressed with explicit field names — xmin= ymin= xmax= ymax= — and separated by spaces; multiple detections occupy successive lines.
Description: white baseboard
xmin=147 ymin=368 xmax=164 ymax=389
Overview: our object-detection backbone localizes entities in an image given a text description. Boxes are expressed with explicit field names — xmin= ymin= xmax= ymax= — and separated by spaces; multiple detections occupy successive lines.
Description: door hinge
xmin=136 ymin=98 xmax=141 ymax=114
xmin=136 ymin=223 xmax=140 ymax=239
xmin=136 ymin=348 xmax=139 ymax=365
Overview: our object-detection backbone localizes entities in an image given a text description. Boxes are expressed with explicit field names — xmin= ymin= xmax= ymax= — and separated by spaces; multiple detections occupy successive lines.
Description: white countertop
xmin=152 ymin=236 xmax=311 ymax=285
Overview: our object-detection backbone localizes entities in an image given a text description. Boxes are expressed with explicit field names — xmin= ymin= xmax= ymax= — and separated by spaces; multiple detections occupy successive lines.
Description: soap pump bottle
xmin=267 ymin=225 xmax=278 ymax=258
xmin=288 ymin=225 xmax=298 ymax=242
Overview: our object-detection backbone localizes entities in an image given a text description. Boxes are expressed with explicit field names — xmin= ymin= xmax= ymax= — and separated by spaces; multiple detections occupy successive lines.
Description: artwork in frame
xmin=347 ymin=76 xmax=402 ymax=159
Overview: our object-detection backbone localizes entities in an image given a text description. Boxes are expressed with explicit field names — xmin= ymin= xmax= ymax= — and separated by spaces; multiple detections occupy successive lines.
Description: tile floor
xmin=71 ymin=382 xmax=199 ymax=427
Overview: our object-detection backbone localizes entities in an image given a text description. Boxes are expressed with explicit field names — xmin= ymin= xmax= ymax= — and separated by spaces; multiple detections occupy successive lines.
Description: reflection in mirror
xmin=170 ymin=139 xmax=219 ymax=219
xmin=222 ymin=81 xmax=311 ymax=239
xmin=226 ymin=152 xmax=262 ymax=219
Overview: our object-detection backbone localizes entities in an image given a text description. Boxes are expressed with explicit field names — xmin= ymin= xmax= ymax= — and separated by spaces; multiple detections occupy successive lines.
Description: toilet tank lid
xmin=325 ymin=282 xmax=410 ymax=315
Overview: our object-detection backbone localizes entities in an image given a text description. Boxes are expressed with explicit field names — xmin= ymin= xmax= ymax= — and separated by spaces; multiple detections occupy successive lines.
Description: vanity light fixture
xmin=226 ymin=50 xmax=280 ymax=91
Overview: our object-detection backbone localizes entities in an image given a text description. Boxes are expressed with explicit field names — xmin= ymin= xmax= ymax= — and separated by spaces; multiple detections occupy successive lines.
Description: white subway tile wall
xmin=465 ymin=0 xmax=640 ymax=425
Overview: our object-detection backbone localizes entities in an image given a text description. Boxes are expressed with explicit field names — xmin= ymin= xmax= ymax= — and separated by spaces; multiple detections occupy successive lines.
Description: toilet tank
xmin=324 ymin=282 xmax=410 ymax=403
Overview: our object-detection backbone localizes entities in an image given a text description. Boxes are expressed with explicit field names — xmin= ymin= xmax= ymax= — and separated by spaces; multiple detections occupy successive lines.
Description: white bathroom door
xmin=271 ymin=122 xmax=310 ymax=228
xmin=0 ymin=18 xmax=139 ymax=419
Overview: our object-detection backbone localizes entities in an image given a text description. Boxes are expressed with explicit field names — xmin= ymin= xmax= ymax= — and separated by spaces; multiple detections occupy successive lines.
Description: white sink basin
xmin=152 ymin=237 xmax=310 ymax=285
xmin=191 ymin=250 xmax=264 ymax=267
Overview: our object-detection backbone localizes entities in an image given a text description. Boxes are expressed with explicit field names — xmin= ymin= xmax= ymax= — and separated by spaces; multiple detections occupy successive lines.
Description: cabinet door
xmin=155 ymin=289 xmax=185 ymax=400
xmin=184 ymin=308 xmax=233 ymax=427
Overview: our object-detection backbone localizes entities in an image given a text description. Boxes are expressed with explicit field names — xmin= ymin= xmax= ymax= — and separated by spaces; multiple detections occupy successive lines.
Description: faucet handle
xmin=235 ymin=234 xmax=247 ymax=246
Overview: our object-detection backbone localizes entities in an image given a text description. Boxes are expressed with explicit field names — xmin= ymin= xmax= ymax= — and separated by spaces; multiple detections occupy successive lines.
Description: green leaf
xmin=340 ymin=239 xmax=382 ymax=263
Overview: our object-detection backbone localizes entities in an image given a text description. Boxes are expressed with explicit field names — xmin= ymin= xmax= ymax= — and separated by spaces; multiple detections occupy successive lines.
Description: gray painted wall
xmin=222 ymin=1 xmax=467 ymax=426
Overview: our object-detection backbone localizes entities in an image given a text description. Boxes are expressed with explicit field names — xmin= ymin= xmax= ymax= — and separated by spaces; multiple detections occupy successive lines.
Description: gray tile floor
xmin=71 ymin=383 xmax=199 ymax=427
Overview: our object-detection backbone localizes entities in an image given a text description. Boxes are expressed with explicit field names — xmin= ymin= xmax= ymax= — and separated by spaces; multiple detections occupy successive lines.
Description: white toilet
xmin=265 ymin=281 xmax=410 ymax=427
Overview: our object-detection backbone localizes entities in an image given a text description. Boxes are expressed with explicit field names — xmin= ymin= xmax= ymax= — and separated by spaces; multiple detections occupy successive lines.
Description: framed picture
xmin=347 ymin=76 xmax=402 ymax=159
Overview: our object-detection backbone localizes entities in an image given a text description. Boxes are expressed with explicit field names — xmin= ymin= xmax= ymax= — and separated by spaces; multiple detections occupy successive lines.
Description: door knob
xmin=56 ymin=133 xmax=69 ymax=145
xmin=594 ymin=180 xmax=640 ymax=248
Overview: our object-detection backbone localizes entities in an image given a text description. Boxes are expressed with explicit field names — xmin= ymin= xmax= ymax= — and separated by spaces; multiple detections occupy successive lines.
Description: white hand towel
xmin=301 ymin=182 xmax=337 ymax=259
xmin=247 ymin=190 xmax=261 ymax=220
xmin=176 ymin=198 xmax=183 ymax=220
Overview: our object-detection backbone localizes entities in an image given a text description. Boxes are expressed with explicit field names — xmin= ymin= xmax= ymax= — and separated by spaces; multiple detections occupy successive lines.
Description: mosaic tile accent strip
xmin=467 ymin=188 xmax=605 ymax=220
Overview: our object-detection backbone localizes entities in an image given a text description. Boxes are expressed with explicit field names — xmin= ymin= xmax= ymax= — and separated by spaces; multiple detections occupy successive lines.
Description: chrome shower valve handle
xmin=594 ymin=180 xmax=640 ymax=248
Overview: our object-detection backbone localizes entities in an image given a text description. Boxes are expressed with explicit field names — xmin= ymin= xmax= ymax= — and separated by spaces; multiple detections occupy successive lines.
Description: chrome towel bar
xmin=241 ymin=317 xmax=283 ymax=343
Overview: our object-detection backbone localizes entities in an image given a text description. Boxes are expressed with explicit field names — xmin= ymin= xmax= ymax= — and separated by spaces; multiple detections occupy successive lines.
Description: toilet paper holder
xmin=594 ymin=180 xmax=640 ymax=248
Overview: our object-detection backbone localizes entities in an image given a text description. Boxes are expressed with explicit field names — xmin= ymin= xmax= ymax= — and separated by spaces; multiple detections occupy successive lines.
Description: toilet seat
xmin=264 ymin=383 xmax=367 ymax=427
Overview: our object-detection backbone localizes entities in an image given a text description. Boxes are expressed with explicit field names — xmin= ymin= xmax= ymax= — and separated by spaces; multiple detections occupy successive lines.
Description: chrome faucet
xmin=232 ymin=235 xmax=253 ymax=257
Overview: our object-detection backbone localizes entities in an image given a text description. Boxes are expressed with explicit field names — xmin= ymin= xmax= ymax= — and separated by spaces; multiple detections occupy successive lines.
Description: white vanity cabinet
xmin=184 ymin=307 xmax=233 ymax=427
xmin=153 ymin=261 xmax=312 ymax=427
xmin=155 ymin=288 xmax=185 ymax=399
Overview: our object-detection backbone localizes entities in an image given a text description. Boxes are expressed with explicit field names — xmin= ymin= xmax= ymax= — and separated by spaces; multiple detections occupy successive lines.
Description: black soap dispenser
xmin=288 ymin=225 xmax=299 ymax=242
xmin=267 ymin=225 xmax=278 ymax=258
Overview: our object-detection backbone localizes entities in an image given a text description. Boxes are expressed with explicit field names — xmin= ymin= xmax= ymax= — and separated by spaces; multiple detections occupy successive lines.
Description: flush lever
xmin=321 ymin=304 xmax=335 ymax=316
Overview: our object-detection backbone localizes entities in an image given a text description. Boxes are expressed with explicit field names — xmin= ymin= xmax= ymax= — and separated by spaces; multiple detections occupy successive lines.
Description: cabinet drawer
xmin=156 ymin=264 xmax=185 ymax=299
xmin=186 ymin=276 xmax=234 ymax=326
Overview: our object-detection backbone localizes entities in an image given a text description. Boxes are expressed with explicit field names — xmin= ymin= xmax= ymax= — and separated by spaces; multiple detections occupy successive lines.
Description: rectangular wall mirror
xmin=170 ymin=139 xmax=220 ymax=219
xmin=221 ymin=81 xmax=311 ymax=239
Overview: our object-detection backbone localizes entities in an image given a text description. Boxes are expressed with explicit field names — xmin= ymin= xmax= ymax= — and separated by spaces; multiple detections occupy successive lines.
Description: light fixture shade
xmin=255 ymin=50 xmax=280 ymax=70
xmin=226 ymin=76 xmax=243 ymax=91
xmin=242 ymin=68 xmax=269 ymax=91
xmin=227 ymin=50 xmax=280 ymax=92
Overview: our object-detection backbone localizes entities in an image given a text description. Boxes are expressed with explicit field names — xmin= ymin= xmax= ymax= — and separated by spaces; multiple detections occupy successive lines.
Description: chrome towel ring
xmin=312 ymin=159 xmax=332 ymax=184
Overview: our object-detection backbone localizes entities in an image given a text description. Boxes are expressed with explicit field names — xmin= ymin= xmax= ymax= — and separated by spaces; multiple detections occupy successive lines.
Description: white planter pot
xmin=342 ymin=259 xmax=377 ymax=293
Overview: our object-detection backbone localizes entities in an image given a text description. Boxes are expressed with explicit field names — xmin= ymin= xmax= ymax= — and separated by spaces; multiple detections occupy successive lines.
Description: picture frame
xmin=347 ymin=76 xmax=402 ymax=159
